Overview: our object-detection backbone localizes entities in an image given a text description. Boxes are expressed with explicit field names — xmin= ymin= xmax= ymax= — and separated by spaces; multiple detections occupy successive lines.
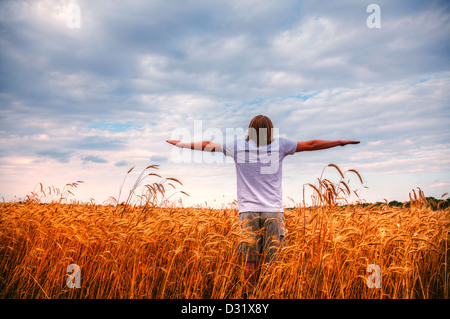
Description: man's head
xmin=246 ymin=115 xmax=274 ymax=147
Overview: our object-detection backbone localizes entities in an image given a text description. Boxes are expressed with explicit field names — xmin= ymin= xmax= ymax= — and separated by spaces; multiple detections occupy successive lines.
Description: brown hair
xmin=245 ymin=115 xmax=274 ymax=147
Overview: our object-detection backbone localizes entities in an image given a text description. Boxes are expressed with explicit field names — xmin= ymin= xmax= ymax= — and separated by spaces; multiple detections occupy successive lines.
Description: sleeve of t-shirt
xmin=222 ymin=138 xmax=236 ymax=158
xmin=280 ymin=138 xmax=297 ymax=157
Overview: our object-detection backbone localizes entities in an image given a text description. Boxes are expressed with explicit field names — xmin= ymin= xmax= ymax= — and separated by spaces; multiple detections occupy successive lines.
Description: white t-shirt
xmin=222 ymin=137 xmax=297 ymax=213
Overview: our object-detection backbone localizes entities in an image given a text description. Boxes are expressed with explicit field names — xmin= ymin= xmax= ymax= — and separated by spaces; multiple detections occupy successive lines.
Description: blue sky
xmin=0 ymin=0 xmax=449 ymax=206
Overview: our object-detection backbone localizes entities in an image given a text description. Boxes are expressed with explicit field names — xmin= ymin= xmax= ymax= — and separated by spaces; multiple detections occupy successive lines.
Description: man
xmin=167 ymin=115 xmax=359 ymax=289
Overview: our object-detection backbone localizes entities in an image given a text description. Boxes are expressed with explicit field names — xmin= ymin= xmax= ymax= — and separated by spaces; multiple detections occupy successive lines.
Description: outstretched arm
xmin=166 ymin=140 xmax=222 ymax=152
xmin=296 ymin=140 xmax=359 ymax=152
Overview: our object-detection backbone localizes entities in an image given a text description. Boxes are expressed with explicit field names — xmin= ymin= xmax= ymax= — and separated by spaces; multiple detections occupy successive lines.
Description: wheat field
xmin=0 ymin=165 xmax=449 ymax=299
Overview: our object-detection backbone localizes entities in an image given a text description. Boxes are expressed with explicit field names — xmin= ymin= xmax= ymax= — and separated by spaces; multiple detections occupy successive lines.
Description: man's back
xmin=222 ymin=137 xmax=297 ymax=213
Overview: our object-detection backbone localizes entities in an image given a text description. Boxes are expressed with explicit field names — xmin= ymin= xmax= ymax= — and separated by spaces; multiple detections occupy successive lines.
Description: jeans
xmin=238 ymin=211 xmax=285 ymax=263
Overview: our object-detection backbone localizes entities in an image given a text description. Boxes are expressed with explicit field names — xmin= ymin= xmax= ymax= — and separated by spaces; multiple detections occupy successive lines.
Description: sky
xmin=0 ymin=0 xmax=449 ymax=207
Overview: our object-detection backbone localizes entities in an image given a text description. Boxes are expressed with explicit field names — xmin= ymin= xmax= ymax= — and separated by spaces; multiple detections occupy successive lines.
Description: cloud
xmin=150 ymin=155 xmax=168 ymax=163
xmin=114 ymin=160 xmax=129 ymax=167
xmin=72 ymin=136 xmax=125 ymax=151
xmin=0 ymin=0 xmax=449 ymax=205
xmin=430 ymin=182 xmax=450 ymax=189
xmin=36 ymin=149 xmax=73 ymax=163
xmin=88 ymin=121 xmax=143 ymax=133
xmin=82 ymin=155 xmax=108 ymax=164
